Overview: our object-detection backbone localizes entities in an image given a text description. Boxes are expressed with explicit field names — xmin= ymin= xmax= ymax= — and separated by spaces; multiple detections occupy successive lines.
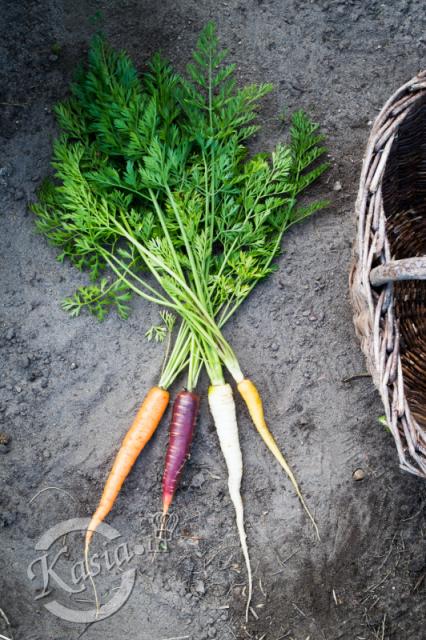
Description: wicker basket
xmin=350 ymin=70 xmax=426 ymax=478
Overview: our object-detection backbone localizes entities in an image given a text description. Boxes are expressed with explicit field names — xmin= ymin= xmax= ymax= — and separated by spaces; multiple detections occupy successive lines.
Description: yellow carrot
xmin=237 ymin=378 xmax=319 ymax=540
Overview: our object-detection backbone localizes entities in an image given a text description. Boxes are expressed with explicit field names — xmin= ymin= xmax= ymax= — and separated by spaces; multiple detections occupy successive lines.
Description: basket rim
xmin=350 ymin=69 xmax=426 ymax=478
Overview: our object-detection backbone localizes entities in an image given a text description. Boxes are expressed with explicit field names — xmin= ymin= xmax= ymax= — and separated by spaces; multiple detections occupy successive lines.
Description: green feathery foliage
xmin=33 ymin=23 xmax=328 ymax=382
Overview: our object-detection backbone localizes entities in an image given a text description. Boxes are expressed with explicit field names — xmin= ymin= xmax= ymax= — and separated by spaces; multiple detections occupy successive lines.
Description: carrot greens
xmin=34 ymin=31 xmax=327 ymax=380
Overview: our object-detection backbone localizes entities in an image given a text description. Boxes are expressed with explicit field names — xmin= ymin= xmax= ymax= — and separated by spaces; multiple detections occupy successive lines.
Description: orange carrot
xmin=85 ymin=386 xmax=169 ymax=553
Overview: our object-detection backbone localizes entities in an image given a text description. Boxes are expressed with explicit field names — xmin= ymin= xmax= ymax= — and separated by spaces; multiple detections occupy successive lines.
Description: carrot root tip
xmin=162 ymin=494 xmax=172 ymax=515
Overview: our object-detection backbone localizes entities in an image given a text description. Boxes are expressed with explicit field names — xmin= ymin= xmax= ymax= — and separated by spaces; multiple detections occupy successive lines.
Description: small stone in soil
xmin=333 ymin=180 xmax=343 ymax=191
xmin=194 ymin=579 xmax=206 ymax=595
xmin=353 ymin=468 xmax=365 ymax=481
xmin=0 ymin=432 xmax=10 ymax=445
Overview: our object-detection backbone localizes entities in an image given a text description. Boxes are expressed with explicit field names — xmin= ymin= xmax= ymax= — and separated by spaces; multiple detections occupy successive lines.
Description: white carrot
xmin=208 ymin=382 xmax=252 ymax=621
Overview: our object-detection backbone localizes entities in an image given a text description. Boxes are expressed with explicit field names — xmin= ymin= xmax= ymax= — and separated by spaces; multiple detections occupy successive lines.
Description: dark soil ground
xmin=1 ymin=1 xmax=426 ymax=639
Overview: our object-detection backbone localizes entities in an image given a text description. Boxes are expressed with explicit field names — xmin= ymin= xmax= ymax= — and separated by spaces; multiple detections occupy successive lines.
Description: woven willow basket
xmin=350 ymin=71 xmax=426 ymax=478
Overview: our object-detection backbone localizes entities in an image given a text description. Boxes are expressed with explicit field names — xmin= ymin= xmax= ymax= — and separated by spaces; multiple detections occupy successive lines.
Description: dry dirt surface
xmin=1 ymin=1 xmax=426 ymax=639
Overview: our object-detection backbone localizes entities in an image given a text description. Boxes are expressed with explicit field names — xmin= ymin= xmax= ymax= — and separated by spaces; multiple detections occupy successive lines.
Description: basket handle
xmin=370 ymin=257 xmax=426 ymax=286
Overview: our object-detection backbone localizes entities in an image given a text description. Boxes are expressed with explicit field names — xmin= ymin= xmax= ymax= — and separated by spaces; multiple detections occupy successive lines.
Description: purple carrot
xmin=162 ymin=390 xmax=200 ymax=514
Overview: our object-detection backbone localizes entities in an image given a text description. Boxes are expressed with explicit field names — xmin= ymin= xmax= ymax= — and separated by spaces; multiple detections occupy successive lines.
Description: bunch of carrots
xmin=33 ymin=23 xmax=328 ymax=617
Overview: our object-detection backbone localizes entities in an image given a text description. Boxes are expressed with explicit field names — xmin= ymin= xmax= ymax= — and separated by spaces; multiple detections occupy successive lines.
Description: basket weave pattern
xmin=350 ymin=71 xmax=426 ymax=478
